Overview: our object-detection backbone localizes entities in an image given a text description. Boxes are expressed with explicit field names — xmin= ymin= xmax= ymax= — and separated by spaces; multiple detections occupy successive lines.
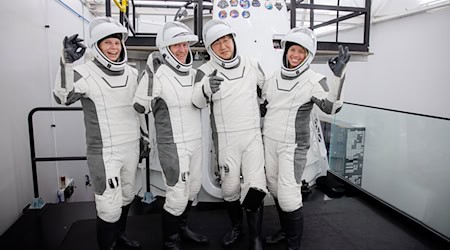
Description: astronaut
xmin=53 ymin=17 xmax=147 ymax=250
xmin=191 ymin=20 xmax=267 ymax=250
xmin=133 ymin=21 xmax=208 ymax=249
xmin=260 ymin=27 xmax=350 ymax=249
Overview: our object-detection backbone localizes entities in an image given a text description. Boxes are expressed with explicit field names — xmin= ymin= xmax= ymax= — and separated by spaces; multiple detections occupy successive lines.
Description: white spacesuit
xmin=53 ymin=17 xmax=144 ymax=250
xmin=191 ymin=20 xmax=267 ymax=250
xmin=261 ymin=27 xmax=350 ymax=249
xmin=133 ymin=21 xmax=208 ymax=249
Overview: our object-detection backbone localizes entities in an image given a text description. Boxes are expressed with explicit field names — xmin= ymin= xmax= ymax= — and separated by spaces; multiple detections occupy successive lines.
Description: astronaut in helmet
xmin=260 ymin=27 xmax=350 ymax=249
xmin=191 ymin=19 xmax=268 ymax=250
xmin=133 ymin=21 xmax=209 ymax=249
xmin=53 ymin=16 xmax=148 ymax=250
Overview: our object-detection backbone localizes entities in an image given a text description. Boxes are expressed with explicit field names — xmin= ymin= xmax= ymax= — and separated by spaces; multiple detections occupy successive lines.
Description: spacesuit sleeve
xmin=133 ymin=68 xmax=153 ymax=114
xmin=311 ymin=73 xmax=344 ymax=114
xmin=133 ymin=53 xmax=164 ymax=114
xmin=261 ymin=72 xmax=275 ymax=102
xmin=255 ymin=62 xmax=266 ymax=90
xmin=259 ymin=73 xmax=274 ymax=118
xmin=53 ymin=58 xmax=88 ymax=105
xmin=191 ymin=67 xmax=211 ymax=109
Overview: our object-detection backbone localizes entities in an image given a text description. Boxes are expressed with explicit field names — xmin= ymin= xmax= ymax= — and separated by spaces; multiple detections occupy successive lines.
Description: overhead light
xmin=134 ymin=1 xmax=187 ymax=7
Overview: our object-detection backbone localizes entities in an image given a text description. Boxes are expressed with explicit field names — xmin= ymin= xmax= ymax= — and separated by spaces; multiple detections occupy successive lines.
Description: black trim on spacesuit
xmin=294 ymin=102 xmax=313 ymax=184
xmin=257 ymin=86 xmax=262 ymax=98
xmin=80 ymin=97 xmax=106 ymax=194
xmin=74 ymin=71 xmax=82 ymax=82
xmin=173 ymin=77 xmax=193 ymax=87
xmin=318 ymin=78 xmax=329 ymax=91
xmin=280 ymin=66 xmax=310 ymax=81
xmin=60 ymin=59 xmax=66 ymax=88
xmin=220 ymin=66 xmax=245 ymax=81
xmin=158 ymin=143 xmax=180 ymax=187
xmin=140 ymin=127 xmax=149 ymax=138
xmin=101 ymin=76 xmax=128 ymax=88
xmin=144 ymin=67 xmax=154 ymax=97
xmin=193 ymin=70 xmax=209 ymax=107
xmin=87 ymin=150 xmax=107 ymax=194
xmin=164 ymin=58 xmax=189 ymax=76
xmin=152 ymin=53 xmax=164 ymax=73
xmin=134 ymin=103 xmax=145 ymax=114
xmin=152 ymin=97 xmax=175 ymax=143
xmin=337 ymin=75 xmax=345 ymax=100
xmin=137 ymin=69 xmax=146 ymax=84
xmin=152 ymin=97 xmax=180 ymax=186
xmin=294 ymin=146 xmax=308 ymax=185
xmin=209 ymin=101 xmax=221 ymax=179
xmin=311 ymin=97 xmax=334 ymax=114
xmin=81 ymin=98 xmax=104 ymax=149
xmin=194 ymin=70 xmax=205 ymax=84
xmin=65 ymin=90 xmax=84 ymax=105
xmin=53 ymin=93 xmax=62 ymax=104
xmin=93 ymin=59 xmax=125 ymax=76
xmin=257 ymin=63 xmax=265 ymax=78
xmin=276 ymin=79 xmax=300 ymax=92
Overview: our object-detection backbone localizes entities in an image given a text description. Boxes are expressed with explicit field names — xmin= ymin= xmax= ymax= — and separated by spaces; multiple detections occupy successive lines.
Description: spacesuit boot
xmin=162 ymin=209 xmax=181 ymax=250
xmin=283 ymin=207 xmax=304 ymax=250
xmin=222 ymin=200 xmax=244 ymax=247
xmin=179 ymin=201 xmax=209 ymax=244
xmin=264 ymin=198 xmax=286 ymax=244
xmin=117 ymin=204 xmax=142 ymax=249
xmin=246 ymin=204 xmax=264 ymax=250
xmin=96 ymin=217 xmax=118 ymax=250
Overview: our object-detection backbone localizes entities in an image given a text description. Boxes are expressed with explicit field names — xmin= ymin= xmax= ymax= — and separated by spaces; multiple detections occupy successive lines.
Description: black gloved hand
xmin=63 ymin=34 xmax=86 ymax=63
xmin=139 ymin=137 xmax=150 ymax=163
xmin=328 ymin=45 xmax=350 ymax=77
xmin=209 ymin=69 xmax=224 ymax=94
xmin=260 ymin=100 xmax=268 ymax=117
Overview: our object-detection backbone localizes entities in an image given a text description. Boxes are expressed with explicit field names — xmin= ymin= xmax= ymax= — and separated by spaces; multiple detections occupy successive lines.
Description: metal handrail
xmin=28 ymin=107 xmax=152 ymax=204
xmin=28 ymin=107 xmax=85 ymax=199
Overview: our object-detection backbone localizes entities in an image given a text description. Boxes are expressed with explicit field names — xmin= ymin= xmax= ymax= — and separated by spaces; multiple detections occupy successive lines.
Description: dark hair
xmin=98 ymin=33 xmax=122 ymax=44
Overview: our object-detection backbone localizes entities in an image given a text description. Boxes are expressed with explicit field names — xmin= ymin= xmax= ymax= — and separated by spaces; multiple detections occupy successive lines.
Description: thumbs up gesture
xmin=209 ymin=69 xmax=224 ymax=94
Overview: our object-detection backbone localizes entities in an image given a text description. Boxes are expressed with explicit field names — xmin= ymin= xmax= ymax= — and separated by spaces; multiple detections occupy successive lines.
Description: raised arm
xmin=311 ymin=45 xmax=350 ymax=114
xmin=133 ymin=52 xmax=163 ymax=114
xmin=53 ymin=34 xmax=88 ymax=105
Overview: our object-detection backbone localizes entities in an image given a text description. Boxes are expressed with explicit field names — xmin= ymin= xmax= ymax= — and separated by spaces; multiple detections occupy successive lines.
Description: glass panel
xmin=328 ymin=104 xmax=450 ymax=239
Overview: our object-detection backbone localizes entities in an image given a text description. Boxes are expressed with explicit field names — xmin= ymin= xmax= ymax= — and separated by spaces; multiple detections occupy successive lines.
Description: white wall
xmin=0 ymin=0 xmax=93 ymax=235
xmin=1 ymin=0 xmax=449 ymax=238
xmin=312 ymin=3 xmax=450 ymax=239
xmin=314 ymin=4 xmax=450 ymax=119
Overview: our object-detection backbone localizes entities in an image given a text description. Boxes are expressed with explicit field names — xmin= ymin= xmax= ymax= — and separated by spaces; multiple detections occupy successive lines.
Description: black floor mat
xmin=60 ymin=196 xmax=439 ymax=250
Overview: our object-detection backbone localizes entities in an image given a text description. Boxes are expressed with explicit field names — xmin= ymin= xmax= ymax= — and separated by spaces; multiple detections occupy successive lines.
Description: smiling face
xmin=286 ymin=44 xmax=308 ymax=68
xmin=211 ymin=34 xmax=235 ymax=60
xmin=169 ymin=42 xmax=190 ymax=64
xmin=98 ymin=37 xmax=122 ymax=62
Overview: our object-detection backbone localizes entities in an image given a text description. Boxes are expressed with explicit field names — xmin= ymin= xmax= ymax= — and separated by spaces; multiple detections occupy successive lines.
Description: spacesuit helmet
xmin=202 ymin=20 xmax=240 ymax=69
xmin=89 ymin=17 xmax=128 ymax=71
xmin=156 ymin=21 xmax=198 ymax=73
xmin=280 ymin=27 xmax=317 ymax=78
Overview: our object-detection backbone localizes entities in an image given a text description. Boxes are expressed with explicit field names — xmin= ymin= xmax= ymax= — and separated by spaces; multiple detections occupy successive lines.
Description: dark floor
xmin=0 ymin=184 xmax=449 ymax=250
